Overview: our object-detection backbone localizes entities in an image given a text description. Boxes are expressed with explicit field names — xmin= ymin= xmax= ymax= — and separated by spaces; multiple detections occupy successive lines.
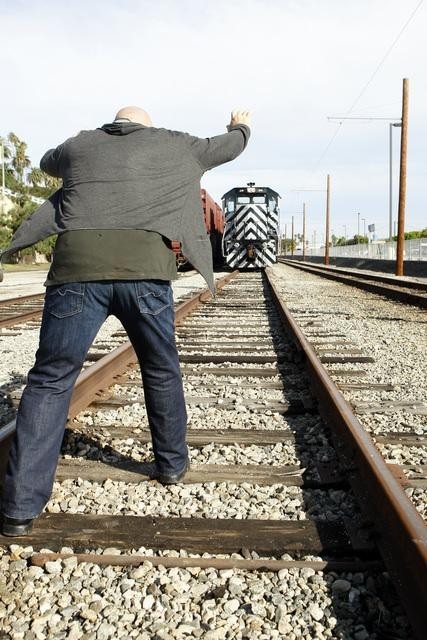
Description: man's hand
xmin=227 ymin=110 xmax=251 ymax=130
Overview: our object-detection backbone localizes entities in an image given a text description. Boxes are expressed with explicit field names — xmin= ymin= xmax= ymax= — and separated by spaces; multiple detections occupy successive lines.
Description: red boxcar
xmin=201 ymin=189 xmax=224 ymax=266
xmin=176 ymin=189 xmax=224 ymax=269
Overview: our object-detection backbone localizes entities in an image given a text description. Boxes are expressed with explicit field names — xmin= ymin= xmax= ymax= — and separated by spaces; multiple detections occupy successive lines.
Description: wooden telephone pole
xmin=396 ymin=78 xmax=409 ymax=276
xmin=302 ymin=203 xmax=306 ymax=261
xmin=291 ymin=216 xmax=294 ymax=257
xmin=324 ymin=174 xmax=331 ymax=265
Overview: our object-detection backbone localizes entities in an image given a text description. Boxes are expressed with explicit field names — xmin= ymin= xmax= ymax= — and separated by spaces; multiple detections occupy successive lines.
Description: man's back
xmin=41 ymin=123 xmax=204 ymax=235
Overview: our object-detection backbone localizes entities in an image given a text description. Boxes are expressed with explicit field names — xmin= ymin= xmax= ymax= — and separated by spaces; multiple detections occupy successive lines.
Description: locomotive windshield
xmin=236 ymin=195 xmax=267 ymax=204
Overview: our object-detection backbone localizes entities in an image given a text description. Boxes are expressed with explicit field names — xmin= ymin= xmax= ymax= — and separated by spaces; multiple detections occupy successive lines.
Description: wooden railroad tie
xmin=0 ymin=514 xmax=361 ymax=556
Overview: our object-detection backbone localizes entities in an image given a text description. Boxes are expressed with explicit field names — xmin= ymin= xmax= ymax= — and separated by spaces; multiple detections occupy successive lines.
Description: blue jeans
xmin=2 ymin=280 xmax=187 ymax=519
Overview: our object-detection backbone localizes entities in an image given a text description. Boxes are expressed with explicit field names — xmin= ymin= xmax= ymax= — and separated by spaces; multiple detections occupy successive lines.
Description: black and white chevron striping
xmin=224 ymin=239 xmax=277 ymax=269
xmin=223 ymin=197 xmax=279 ymax=269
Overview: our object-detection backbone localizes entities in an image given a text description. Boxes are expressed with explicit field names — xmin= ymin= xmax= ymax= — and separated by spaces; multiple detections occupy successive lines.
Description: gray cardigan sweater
xmin=1 ymin=122 xmax=250 ymax=292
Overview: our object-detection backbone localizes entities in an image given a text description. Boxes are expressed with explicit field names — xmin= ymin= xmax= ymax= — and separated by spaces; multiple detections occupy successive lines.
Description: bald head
xmin=114 ymin=106 xmax=152 ymax=126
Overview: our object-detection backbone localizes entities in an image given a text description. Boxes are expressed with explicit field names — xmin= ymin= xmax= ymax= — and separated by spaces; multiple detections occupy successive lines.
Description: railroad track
xmin=0 ymin=270 xmax=201 ymax=333
xmin=0 ymin=270 xmax=426 ymax=638
xmin=278 ymin=258 xmax=427 ymax=309
xmin=0 ymin=293 xmax=45 ymax=331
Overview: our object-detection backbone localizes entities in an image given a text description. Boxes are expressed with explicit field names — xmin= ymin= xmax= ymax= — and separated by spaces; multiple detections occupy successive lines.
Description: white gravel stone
xmin=308 ymin=602 xmax=324 ymax=621
xmin=44 ymin=560 xmax=62 ymax=574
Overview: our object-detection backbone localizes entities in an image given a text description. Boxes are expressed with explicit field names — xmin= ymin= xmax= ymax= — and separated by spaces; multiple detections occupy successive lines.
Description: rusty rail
xmin=265 ymin=267 xmax=427 ymax=639
xmin=0 ymin=292 xmax=45 ymax=308
xmin=278 ymin=259 xmax=427 ymax=308
xmin=0 ymin=293 xmax=45 ymax=329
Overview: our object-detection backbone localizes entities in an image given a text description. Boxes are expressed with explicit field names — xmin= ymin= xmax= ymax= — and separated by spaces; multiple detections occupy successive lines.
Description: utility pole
xmin=302 ymin=203 xmax=306 ymax=261
xmin=284 ymin=224 xmax=287 ymax=256
xmin=328 ymin=116 xmax=401 ymax=247
xmin=324 ymin=174 xmax=330 ymax=265
xmin=0 ymin=142 xmax=5 ymax=217
xmin=291 ymin=215 xmax=294 ymax=257
xmin=396 ymin=78 xmax=409 ymax=276
xmin=389 ymin=121 xmax=402 ymax=241
xmin=389 ymin=123 xmax=393 ymax=240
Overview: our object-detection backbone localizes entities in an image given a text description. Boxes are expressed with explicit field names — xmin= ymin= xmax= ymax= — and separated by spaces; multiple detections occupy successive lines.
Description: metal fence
xmin=303 ymin=238 xmax=427 ymax=261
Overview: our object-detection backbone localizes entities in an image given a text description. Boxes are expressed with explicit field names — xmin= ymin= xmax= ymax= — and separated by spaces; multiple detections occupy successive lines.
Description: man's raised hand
xmin=228 ymin=110 xmax=251 ymax=130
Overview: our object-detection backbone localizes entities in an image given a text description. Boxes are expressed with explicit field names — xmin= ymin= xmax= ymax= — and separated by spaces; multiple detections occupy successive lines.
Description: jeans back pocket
xmin=135 ymin=280 xmax=172 ymax=315
xmin=45 ymin=283 xmax=85 ymax=318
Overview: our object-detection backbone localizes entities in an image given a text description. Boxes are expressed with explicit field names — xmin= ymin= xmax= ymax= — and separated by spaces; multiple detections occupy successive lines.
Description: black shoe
xmin=2 ymin=516 xmax=34 ymax=537
xmin=157 ymin=460 xmax=190 ymax=485
xmin=143 ymin=460 xmax=190 ymax=485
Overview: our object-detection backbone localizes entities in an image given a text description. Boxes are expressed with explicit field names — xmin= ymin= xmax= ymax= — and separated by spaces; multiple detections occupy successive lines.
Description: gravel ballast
xmin=0 ymin=268 xmax=418 ymax=638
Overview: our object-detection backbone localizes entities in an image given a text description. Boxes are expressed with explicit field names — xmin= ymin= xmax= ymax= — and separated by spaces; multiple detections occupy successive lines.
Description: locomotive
xmin=222 ymin=183 xmax=280 ymax=269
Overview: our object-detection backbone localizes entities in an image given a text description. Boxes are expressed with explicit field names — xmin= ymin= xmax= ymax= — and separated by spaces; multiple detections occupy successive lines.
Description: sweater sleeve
xmin=184 ymin=124 xmax=250 ymax=171
xmin=40 ymin=143 xmax=66 ymax=178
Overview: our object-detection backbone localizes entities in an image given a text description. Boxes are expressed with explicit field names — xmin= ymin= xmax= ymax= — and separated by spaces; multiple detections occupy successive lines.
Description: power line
xmin=346 ymin=1 xmax=423 ymax=113
xmin=327 ymin=116 xmax=400 ymax=121
xmin=311 ymin=0 xmax=424 ymax=173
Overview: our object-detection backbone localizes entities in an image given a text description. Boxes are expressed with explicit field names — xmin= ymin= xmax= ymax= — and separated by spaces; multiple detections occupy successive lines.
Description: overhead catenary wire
xmin=311 ymin=0 xmax=424 ymax=174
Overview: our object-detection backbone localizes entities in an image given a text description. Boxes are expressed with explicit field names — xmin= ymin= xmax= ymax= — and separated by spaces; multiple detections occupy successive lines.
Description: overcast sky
xmin=1 ymin=0 xmax=425 ymax=242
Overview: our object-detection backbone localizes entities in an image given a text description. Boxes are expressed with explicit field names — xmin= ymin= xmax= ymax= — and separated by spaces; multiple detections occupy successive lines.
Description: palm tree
xmin=28 ymin=167 xmax=45 ymax=188
xmin=13 ymin=143 xmax=31 ymax=184
xmin=8 ymin=133 xmax=31 ymax=185
xmin=42 ymin=173 xmax=62 ymax=191
xmin=0 ymin=136 xmax=11 ymax=161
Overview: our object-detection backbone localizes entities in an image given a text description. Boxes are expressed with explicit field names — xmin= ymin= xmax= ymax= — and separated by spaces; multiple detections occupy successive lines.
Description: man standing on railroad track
xmin=0 ymin=106 xmax=251 ymax=536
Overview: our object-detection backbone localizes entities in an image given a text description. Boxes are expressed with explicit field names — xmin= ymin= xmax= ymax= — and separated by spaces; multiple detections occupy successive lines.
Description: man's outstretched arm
xmin=185 ymin=110 xmax=252 ymax=171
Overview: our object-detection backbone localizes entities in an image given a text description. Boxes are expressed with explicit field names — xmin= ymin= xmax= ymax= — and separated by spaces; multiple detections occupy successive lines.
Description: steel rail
xmin=0 ymin=271 xmax=239 ymax=445
xmin=0 ymin=293 xmax=45 ymax=308
xmin=0 ymin=309 xmax=44 ymax=329
xmin=278 ymin=258 xmax=427 ymax=291
xmin=0 ymin=293 xmax=45 ymax=329
xmin=278 ymin=259 xmax=427 ymax=308
xmin=265 ymin=267 xmax=427 ymax=639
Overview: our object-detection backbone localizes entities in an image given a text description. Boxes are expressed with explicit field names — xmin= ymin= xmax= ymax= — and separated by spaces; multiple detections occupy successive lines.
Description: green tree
xmin=346 ymin=234 xmax=368 ymax=245
xmin=0 ymin=225 xmax=13 ymax=250
xmin=9 ymin=200 xmax=38 ymax=234
xmin=5 ymin=199 xmax=56 ymax=261
xmin=28 ymin=167 xmax=45 ymax=188
xmin=1 ymin=131 xmax=61 ymax=262
xmin=392 ymin=228 xmax=427 ymax=241
xmin=8 ymin=132 xmax=31 ymax=185
xmin=0 ymin=137 xmax=19 ymax=190
xmin=281 ymin=237 xmax=296 ymax=253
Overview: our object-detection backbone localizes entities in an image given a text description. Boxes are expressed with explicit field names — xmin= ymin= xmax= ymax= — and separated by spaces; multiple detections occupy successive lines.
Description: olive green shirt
xmin=45 ymin=229 xmax=177 ymax=285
